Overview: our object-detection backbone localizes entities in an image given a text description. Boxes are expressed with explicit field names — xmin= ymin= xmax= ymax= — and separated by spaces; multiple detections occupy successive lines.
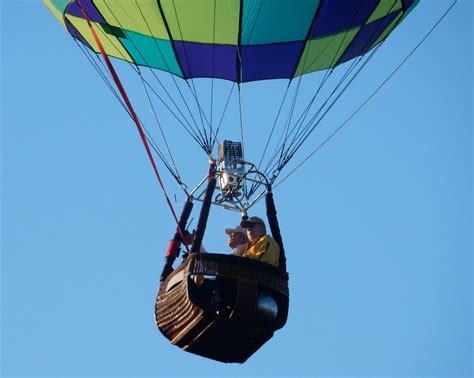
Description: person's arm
xmin=183 ymin=231 xmax=207 ymax=253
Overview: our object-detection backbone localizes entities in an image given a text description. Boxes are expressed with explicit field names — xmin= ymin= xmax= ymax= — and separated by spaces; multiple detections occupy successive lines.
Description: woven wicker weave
xmin=155 ymin=253 xmax=289 ymax=363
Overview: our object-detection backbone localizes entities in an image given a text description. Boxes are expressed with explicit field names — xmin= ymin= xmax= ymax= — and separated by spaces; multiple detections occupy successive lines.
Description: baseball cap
xmin=224 ymin=225 xmax=246 ymax=235
xmin=240 ymin=216 xmax=265 ymax=229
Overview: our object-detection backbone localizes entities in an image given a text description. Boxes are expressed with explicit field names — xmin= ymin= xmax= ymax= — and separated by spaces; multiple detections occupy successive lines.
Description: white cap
xmin=224 ymin=225 xmax=246 ymax=235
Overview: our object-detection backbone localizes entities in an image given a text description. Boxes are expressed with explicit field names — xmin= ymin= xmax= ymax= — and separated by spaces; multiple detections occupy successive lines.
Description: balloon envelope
xmin=44 ymin=0 xmax=419 ymax=82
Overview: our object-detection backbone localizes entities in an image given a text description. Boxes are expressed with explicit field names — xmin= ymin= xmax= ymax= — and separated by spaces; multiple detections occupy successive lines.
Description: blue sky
xmin=1 ymin=1 xmax=472 ymax=377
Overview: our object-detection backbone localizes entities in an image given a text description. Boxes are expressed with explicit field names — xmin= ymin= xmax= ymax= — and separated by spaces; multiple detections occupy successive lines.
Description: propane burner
xmin=217 ymin=140 xmax=245 ymax=198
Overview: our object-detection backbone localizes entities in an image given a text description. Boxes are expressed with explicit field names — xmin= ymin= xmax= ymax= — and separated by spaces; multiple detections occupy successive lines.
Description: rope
xmin=269 ymin=0 xmax=388 ymax=177
xmin=264 ymin=1 xmax=409 ymax=180
xmin=274 ymin=0 xmax=459 ymax=189
xmin=76 ymin=0 xmax=189 ymax=253
xmin=237 ymin=83 xmax=247 ymax=197
xmin=126 ymin=1 xmax=211 ymax=151
xmin=210 ymin=82 xmax=237 ymax=151
xmin=75 ymin=39 xmax=186 ymax=188
xmin=139 ymin=75 xmax=182 ymax=180
xmin=209 ymin=0 xmax=217 ymax=148
xmin=170 ymin=0 xmax=211 ymax=152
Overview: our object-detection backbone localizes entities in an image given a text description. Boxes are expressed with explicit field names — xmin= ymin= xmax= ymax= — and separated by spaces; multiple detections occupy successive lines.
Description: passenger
xmin=182 ymin=230 xmax=207 ymax=253
xmin=240 ymin=216 xmax=280 ymax=267
xmin=224 ymin=225 xmax=249 ymax=257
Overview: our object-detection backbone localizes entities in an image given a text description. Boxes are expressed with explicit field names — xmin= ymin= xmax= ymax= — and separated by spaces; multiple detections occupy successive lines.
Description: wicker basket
xmin=155 ymin=253 xmax=289 ymax=363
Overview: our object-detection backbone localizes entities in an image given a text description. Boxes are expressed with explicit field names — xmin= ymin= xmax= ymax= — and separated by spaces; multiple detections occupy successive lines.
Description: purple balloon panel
xmin=65 ymin=18 xmax=93 ymax=50
xmin=66 ymin=0 xmax=106 ymax=23
xmin=338 ymin=10 xmax=401 ymax=65
xmin=311 ymin=0 xmax=379 ymax=38
xmin=174 ymin=42 xmax=238 ymax=81
xmin=402 ymin=0 xmax=416 ymax=10
xmin=240 ymin=41 xmax=304 ymax=82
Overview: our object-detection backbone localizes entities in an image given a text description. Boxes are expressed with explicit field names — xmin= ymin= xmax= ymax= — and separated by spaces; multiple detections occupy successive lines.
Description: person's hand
xmin=182 ymin=230 xmax=195 ymax=245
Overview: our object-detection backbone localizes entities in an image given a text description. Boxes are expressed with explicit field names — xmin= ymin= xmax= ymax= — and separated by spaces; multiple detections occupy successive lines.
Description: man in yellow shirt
xmin=240 ymin=216 xmax=280 ymax=267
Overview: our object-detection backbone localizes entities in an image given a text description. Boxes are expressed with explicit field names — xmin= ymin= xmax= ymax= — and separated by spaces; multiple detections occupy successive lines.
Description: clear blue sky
xmin=2 ymin=1 xmax=472 ymax=377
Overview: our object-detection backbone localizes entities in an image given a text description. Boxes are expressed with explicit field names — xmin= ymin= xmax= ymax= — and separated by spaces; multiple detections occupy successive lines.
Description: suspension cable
xmin=281 ymin=1 xmax=399 ymax=162
xmin=274 ymin=0 xmax=458 ymax=189
xmin=76 ymin=0 xmax=189 ymax=252
xmin=259 ymin=0 xmax=364 ymax=178
xmin=169 ymin=0 xmax=211 ymax=151
xmin=75 ymin=39 xmax=130 ymax=116
xmin=209 ymin=0 xmax=217 ymax=148
xmin=76 ymin=39 xmax=186 ymax=187
xmin=267 ymin=0 xmax=401 ymax=178
xmin=139 ymin=74 xmax=181 ymax=179
xmin=210 ymin=82 xmax=237 ymax=151
xmin=91 ymin=1 xmax=205 ymax=150
xmin=106 ymin=0 xmax=210 ymax=152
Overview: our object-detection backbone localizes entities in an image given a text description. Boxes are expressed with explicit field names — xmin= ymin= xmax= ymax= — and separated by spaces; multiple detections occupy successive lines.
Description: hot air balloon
xmin=44 ymin=0 xmax=419 ymax=363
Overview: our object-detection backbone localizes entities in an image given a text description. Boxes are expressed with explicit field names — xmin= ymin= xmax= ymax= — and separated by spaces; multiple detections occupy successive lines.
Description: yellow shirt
xmin=242 ymin=235 xmax=280 ymax=267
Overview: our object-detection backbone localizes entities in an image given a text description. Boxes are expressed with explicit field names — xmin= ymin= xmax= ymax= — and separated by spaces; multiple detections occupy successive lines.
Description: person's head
xmin=240 ymin=216 xmax=266 ymax=242
xmin=224 ymin=225 xmax=249 ymax=249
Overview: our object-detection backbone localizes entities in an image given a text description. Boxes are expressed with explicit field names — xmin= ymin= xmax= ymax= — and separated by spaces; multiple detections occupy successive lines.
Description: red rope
xmin=208 ymin=159 xmax=216 ymax=181
xmin=76 ymin=0 xmax=189 ymax=253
